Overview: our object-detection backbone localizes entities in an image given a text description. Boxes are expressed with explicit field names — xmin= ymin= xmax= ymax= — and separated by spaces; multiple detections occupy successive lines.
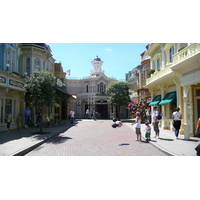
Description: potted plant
xmin=148 ymin=69 xmax=155 ymax=75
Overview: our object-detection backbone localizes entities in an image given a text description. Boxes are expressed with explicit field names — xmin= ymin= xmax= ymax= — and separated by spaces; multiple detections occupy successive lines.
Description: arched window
xmin=157 ymin=58 xmax=161 ymax=71
xmin=43 ymin=61 xmax=45 ymax=71
xmin=26 ymin=58 xmax=31 ymax=75
xmin=86 ymin=85 xmax=89 ymax=93
xmin=7 ymin=49 xmax=10 ymax=62
xmin=34 ymin=59 xmax=40 ymax=71
xmin=170 ymin=46 xmax=174 ymax=62
xmin=99 ymin=82 xmax=105 ymax=93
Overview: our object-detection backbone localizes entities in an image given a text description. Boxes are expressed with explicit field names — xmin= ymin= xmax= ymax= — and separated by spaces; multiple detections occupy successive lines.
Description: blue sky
xmin=47 ymin=43 xmax=149 ymax=80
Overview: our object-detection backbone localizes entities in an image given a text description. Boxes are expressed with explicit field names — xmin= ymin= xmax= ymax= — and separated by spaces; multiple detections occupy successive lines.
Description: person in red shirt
xmin=196 ymin=117 xmax=200 ymax=137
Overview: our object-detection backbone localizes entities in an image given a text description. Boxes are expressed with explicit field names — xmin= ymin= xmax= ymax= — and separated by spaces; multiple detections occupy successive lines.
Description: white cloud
xmin=106 ymin=47 xmax=112 ymax=51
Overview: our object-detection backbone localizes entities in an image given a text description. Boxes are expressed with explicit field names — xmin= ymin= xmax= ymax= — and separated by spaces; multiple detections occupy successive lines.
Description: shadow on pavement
xmin=118 ymin=143 xmax=130 ymax=146
xmin=180 ymin=138 xmax=199 ymax=142
xmin=46 ymin=136 xmax=72 ymax=144
xmin=0 ymin=128 xmax=36 ymax=145
xmin=149 ymin=140 xmax=157 ymax=142
xmin=158 ymin=138 xmax=174 ymax=141
xmin=0 ymin=122 xmax=72 ymax=145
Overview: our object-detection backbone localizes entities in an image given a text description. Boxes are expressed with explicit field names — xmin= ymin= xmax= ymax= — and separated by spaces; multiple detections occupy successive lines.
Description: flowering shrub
xmin=126 ymin=99 xmax=146 ymax=118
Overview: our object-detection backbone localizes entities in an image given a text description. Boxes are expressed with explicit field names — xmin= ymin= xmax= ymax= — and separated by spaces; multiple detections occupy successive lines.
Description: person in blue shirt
xmin=24 ymin=106 xmax=31 ymax=128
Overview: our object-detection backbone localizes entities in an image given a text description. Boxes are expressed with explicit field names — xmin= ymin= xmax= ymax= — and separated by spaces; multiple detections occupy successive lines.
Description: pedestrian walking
xmin=5 ymin=113 xmax=11 ymax=132
xmin=93 ymin=111 xmax=97 ymax=121
xmin=144 ymin=122 xmax=151 ymax=143
xmin=152 ymin=106 xmax=160 ymax=138
xmin=35 ymin=107 xmax=42 ymax=127
xmin=85 ymin=109 xmax=90 ymax=118
xmin=16 ymin=113 xmax=22 ymax=131
xmin=132 ymin=112 xmax=141 ymax=141
xmin=172 ymin=107 xmax=182 ymax=139
xmin=195 ymin=143 xmax=200 ymax=156
xmin=195 ymin=117 xmax=200 ymax=137
xmin=145 ymin=107 xmax=151 ymax=123
xmin=46 ymin=115 xmax=51 ymax=127
xmin=24 ymin=106 xmax=31 ymax=128
xmin=70 ymin=108 xmax=75 ymax=125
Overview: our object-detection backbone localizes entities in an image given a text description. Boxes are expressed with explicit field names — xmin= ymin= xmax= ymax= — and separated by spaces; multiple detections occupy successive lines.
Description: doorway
xmin=96 ymin=104 xmax=108 ymax=119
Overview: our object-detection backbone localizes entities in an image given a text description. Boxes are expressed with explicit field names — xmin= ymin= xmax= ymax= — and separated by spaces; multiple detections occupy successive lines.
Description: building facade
xmin=66 ymin=56 xmax=126 ymax=119
xmin=0 ymin=43 xmax=26 ymax=132
xmin=0 ymin=43 xmax=71 ymax=132
xmin=54 ymin=62 xmax=71 ymax=123
xmin=125 ymin=45 xmax=151 ymax=119
xmin=137 ymin=46 xmax=151 ymax=103
xmin=145 ymin=43 xmax=200 ymax=139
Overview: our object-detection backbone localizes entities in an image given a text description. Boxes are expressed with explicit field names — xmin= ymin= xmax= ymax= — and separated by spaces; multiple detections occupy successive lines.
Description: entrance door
xmin=96 ymin=105 xmax=108 ymax=119
xmin=197 ymin=99 xmax=200 ymax=118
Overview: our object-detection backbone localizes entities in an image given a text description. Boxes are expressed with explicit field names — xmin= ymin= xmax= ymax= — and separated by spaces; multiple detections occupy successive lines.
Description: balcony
xmin=146 ymin=66 xmax=173 ymax=85
xmin=173 ymin=43 xmax=200 ymax=65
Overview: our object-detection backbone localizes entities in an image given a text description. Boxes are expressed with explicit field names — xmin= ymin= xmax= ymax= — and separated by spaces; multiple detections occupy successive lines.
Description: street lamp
xmin=5 ymin=63 xmax=10 ymax=72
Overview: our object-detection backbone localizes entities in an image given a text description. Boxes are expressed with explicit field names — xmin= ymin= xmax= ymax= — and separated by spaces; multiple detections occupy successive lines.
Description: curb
xmin=141 ymin=135 xmax=178 ymax=156
xmin=12 ymin=124 xmax=71 ymax=156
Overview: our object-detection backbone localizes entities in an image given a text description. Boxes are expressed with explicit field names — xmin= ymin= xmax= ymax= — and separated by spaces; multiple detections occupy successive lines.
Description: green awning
xmin=149 ymin=95 xmax=161 ymax=106
xmin=159 ymin=91 xmax=176 ymax=105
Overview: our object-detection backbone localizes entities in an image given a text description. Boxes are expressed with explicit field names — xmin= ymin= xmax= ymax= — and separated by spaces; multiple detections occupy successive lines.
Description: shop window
xmin=14 ymin=100 xmax=16 ymax=119
xmin=196 ymin=89 xmax=200 ymax=96
xmin=1 ymin=98 xmax=3 ymax=124
xmin=5 ymin=99 xmax=12 ymax=123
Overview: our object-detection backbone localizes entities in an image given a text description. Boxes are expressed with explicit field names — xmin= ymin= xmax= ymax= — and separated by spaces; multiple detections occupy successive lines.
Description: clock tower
xmin=90 ymin=55 xmax=104 ymax=76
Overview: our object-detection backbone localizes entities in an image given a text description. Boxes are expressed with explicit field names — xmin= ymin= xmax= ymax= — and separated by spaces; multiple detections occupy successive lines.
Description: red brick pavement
xmin=25 ymin=120 xmax=168 ymax=156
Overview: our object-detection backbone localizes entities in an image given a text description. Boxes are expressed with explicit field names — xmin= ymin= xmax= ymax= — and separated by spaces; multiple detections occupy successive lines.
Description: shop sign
xmin=9 ymin=79 xmax=24 ymax=88
xmin=0 ymin=76 xmax=6 ymax=83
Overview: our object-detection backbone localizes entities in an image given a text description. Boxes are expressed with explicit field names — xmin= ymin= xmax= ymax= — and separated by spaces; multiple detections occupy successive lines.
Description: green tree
xmin=106 ymin=81 xmax=131 ymax=118
xmin=25 ymin=71 xmax=57 ymax=133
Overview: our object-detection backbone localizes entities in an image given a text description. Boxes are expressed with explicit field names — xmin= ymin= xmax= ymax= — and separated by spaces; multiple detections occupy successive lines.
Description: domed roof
xmin=93 ymin=55 xmax=101 ymax=61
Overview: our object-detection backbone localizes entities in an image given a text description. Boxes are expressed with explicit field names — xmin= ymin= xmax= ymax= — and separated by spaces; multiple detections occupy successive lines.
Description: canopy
xmin=53 ymin=85 xmax=71 ymax=99
xmin=159 ymin=91 xmax=176 ymax=105
xmin=149 ymin=95 xmax=161 ymax=106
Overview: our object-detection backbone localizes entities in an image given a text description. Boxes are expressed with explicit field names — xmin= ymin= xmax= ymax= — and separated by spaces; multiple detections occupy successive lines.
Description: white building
xmin=66 ymin=56 xmax=126 ymax=119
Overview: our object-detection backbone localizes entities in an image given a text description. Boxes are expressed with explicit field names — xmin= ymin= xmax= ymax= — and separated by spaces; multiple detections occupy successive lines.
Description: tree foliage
xmin=25 ymin=71 xmax=57 ymax=107
xmin=106 ymin=81 xmax=131 ymax=117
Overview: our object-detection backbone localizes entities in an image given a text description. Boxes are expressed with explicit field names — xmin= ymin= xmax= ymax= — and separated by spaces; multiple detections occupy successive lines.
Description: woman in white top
xmin=172 ymin=108 xmax=182 ymax=139
xmin=132 ymin=112 xmax=141 ymax=141
xmin=70 ymin=108 xmax=75 ymax=125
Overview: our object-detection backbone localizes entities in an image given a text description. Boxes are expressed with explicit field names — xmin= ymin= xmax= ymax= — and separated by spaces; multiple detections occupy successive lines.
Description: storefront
xmin=0 ymin=72 xmax=26 ymax=132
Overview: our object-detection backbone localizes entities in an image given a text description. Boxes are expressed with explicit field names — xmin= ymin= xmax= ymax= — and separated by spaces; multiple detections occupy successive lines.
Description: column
xmin=183 ymin=86 xmax=190 ymax=140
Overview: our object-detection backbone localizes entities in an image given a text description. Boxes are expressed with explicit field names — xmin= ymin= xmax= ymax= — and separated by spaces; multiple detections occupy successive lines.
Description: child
xmin=6 ymin=113 xmax=12 ymax=132
xmin=132 ymin=112 xmax=141 ymax=141
xmin=144 ymin=122 xmax=151 ymax=143
xmin=46 ymin=115 xmax=51 ymax=127
xmin=16 ymin=113 xmax=22 ymax=131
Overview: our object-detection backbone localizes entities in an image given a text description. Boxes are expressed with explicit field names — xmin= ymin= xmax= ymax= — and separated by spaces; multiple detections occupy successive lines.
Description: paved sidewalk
xmin=0 ymin=122 xmax=71 ymax=156
xmin=125 ymin=122 xmax=200 ymax=156
xmin=0 ymin=119 xmax=200 ymax=156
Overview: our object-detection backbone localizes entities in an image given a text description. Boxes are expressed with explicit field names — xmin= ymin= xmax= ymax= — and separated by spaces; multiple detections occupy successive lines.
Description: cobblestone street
xmin=25 ymin=120 xmax=168 ymax=156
